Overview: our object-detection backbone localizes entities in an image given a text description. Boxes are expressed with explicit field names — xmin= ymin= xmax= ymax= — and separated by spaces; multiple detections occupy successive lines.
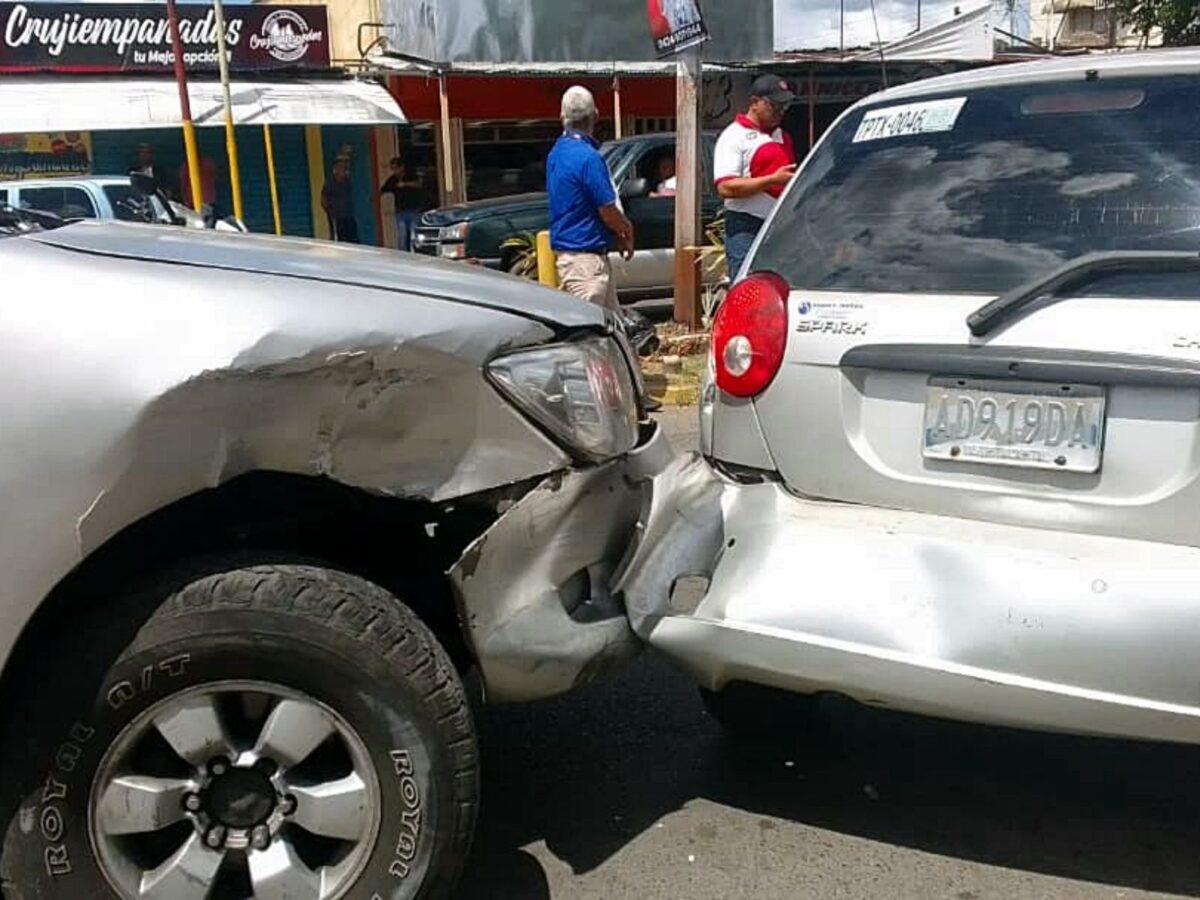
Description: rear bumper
xmin=617 ymin=453 xmax=1200 ymax=744
xmin=449 ymin=422 xmax=673 ymax=702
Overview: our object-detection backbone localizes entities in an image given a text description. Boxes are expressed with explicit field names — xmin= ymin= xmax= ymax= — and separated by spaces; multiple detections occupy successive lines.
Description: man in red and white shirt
xmin=714 ymin=74 xmax=798 ymax=279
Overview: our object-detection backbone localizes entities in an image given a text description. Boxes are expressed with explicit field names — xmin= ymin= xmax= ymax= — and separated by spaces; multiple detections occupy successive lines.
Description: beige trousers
xmin=556 ymin=251 xmax=619 ymax=311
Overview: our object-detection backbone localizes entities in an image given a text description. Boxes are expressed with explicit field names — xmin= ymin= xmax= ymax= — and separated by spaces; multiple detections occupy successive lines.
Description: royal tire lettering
xmin=53 ymin=741 xmax=82 ymax=773
xmin=388 ymin=749 xmax=423 ymax=880
xmin=389 ymin=859 xmax=411 ymax=879
xmin=158 ymin=653 xmax=191 ymax=678
xmin=44 ymin=844 xmax=71 ymax=878
xmin=106 ymin=653 xmax=192 ymax=710
xmin=40 ymin=806 xmax=64 ymax=843
xmin=106 ymin=680 xmax=136 ymax=710
xmin=41 ymin=776 xmax=68 ymax=804
xmin=390 ymin=749 xmax=414 ymax=777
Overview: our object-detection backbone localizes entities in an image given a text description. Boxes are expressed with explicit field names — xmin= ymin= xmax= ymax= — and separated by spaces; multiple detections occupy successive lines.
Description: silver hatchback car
xmin=620 ymin=50 xmax=1200 ymax=744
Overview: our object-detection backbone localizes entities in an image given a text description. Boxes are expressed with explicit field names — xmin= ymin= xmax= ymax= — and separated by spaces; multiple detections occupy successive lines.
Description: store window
xmin=21 ymin=186 xmax=97 ymax=220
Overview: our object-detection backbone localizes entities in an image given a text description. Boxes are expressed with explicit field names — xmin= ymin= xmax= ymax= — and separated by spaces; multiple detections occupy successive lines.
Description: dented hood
xmin=28 ymin=222 xmax=604 ymax=330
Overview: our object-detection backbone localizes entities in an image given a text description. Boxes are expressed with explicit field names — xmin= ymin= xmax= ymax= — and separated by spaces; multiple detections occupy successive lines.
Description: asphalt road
xmin=455 ymin=407 xmax=1200 ymax=900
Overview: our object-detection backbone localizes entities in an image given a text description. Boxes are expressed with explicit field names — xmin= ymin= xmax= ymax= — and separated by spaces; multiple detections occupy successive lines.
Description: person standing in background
xmin=321 ymin=159 xmax=358 ymax=243
xmin=548 ymin=85 xmax=661 ymax=411
xmin=380 ymin=157 xmax=422 ymax=251
xmin=129 ymin=143 xmax=174 ymax=197
xmin=713 ymin=74 xmax=799 ymax=279
xmin=547 ymin=85 xmax=634 ymax=311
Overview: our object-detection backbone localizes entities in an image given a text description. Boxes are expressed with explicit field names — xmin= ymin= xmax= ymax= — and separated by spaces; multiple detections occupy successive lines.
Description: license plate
xmin=922 ymin=378 xmax=1106 ymax=472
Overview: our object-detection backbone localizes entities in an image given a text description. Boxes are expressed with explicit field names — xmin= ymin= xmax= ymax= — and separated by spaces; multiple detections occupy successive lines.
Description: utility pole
xmin=212 ymin=0 xmax=244 ymax=222
xmin=165 ymin=0 xmax=202 ymax=212
xmin=673 ymin=44 xmax=702 ymax=327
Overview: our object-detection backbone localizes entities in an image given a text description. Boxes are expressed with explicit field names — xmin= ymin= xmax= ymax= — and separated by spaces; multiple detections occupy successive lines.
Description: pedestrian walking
xmin=321 ymin=159 xmax=359 ymax=243
xmin=547 ymin=85 xmax=634 ymax=311
xmin=380 ymin=157 xmax=423 ymax=251
xmin=713 ymin=74 xmax=799 ymax=279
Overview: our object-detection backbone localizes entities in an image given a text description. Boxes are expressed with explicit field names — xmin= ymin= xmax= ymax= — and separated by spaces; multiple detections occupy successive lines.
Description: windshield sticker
xmin=852 ymin=97 xmax=967 ymax=143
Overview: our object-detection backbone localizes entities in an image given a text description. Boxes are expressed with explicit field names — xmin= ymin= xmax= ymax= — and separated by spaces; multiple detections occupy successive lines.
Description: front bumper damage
xmin=450 ymin=423 xmax=673 ymax=703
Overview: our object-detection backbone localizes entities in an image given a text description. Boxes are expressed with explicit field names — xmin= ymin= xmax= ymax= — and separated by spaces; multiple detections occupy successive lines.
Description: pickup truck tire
xmin=0 ymin=562 xmax=477 ymax=900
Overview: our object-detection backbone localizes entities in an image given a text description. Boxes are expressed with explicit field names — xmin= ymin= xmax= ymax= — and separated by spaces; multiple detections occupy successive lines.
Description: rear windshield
xmin=754 ymin=75 xmax=1200 ymax=295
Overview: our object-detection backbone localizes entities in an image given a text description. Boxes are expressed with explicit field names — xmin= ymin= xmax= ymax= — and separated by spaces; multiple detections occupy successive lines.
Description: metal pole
xmin=212 ymin=0 xmax=244 ymax=222
xmin=840 ymin=0 xmax=845 ymax=54
xmin=807 ymin=65 xmax=816 ymax=151
xmin=263 ymin=124 xmax=283 ymax=235
xmin=917 ymin=0 xmax=922 ymax=31
xmin=165 ymin=0 xmax=202 ymax=212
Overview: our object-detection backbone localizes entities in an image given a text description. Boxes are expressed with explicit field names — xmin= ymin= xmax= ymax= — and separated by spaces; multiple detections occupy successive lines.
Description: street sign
xmin=647 ymin=0 xmax=709 ymax=57
xmin=0 ymin=2 xmax=330 ymax=74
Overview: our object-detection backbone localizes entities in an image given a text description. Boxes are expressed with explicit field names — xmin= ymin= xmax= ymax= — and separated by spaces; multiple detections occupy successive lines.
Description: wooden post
xmin=438 ymin=73 xmax=455 ymax=202
xmin=613 ymin=76 xmax=623 ymax=139
xmin=673 ymin=47 xmax=703 ymax=327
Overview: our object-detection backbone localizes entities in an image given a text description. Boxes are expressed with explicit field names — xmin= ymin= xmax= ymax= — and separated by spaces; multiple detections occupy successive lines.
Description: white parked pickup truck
xmin=0 ymin=175 xmax=173 ymax=223
xmin=0 ymin=174 xmax=246 ymax=231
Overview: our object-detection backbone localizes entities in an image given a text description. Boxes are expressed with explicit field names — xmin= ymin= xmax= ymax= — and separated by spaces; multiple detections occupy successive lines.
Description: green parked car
xmin=415 ymin=133 xmax=722 ymax=303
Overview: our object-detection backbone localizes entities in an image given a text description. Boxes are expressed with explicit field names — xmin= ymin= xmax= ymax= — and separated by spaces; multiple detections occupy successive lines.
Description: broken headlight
xmin=488 ymin=338 xmax=639 ymax=461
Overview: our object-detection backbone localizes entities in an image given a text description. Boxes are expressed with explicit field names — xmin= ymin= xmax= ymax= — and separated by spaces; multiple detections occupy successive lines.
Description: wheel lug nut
xmin=250 ymin=825 xmax=271 ymax=851
xmin=183 ymin=793 xmax=202 ymax=813
xmin=209 ymin=758 xmax=229 ymax=776
xmin=280 ymin=794 xmax=297 ymax=816
xmin=205 ymin=826 xmax=227 ymax=849
xmin=254 ymin=758 xmax=278 ymax=777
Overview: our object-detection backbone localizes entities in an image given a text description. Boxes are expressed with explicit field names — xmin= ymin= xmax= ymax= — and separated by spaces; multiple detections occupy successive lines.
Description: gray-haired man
xmin=547 ymin=85 xmax=634 ymax=311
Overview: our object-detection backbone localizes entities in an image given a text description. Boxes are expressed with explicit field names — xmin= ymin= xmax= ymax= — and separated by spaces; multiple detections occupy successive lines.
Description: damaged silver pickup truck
xmin=0 ymin=221 xmax=669 ymax=899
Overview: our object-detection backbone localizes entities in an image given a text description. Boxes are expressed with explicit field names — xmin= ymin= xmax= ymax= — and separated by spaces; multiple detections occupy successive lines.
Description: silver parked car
xmin=620 ymin=50 xmax=1200 ymax=743
xmin=0 ymin=220 xmax=668 ymax=898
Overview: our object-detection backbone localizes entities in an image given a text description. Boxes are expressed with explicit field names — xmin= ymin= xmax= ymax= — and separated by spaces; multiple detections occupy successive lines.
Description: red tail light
xmin=712 ymin=272 xmax=790 ymax=398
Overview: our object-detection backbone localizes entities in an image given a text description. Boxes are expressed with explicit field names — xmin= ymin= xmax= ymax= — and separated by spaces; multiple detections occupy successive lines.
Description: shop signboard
xmin=0 ymin=131 xmax=92 ymax=178
xmin=0 ymin=2 xmax=330 ymax=73
xmin=646 ymin=0 xmax=708 ymax=56
xmin=381 ymin=0 xmax=769 ymax=63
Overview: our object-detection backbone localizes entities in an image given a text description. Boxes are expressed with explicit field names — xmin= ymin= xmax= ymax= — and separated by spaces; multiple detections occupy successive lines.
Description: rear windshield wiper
xmin=967 ymin=251 xmax=1200 ymax=338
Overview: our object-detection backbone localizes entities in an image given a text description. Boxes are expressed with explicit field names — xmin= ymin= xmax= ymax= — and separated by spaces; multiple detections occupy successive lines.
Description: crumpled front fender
xmin=613 ymin=452 xmax=727 ymax=640
xmin=450 ymin=424 xmax=673 ymax=703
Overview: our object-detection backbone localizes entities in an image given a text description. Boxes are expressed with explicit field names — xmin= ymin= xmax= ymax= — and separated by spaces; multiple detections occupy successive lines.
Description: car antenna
xmin=869 ymin=0 xmax=889 ymax=89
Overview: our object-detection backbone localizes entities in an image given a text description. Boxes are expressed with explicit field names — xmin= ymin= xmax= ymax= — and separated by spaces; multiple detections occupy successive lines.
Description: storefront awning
xmin=851 ymin=5 xmax=995 ymax=62
xmin=365 ymin=53 xmax=740 ymax=77
xmin=0 ymin=76 xmax=405 ymax=133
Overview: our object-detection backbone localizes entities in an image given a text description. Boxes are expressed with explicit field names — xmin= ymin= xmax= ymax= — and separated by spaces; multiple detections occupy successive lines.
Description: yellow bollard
xmin=536 ymin=230 xmax=557 ymax=287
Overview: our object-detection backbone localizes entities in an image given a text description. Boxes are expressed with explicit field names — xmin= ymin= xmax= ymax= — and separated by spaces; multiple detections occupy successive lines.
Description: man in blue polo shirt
xmin=547 ymin=86 xmax=635 ymax=311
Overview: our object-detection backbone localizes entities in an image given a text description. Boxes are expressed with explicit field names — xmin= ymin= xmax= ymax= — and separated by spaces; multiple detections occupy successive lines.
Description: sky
xmin=774 ymin=0 xmax=1014 ymax=50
